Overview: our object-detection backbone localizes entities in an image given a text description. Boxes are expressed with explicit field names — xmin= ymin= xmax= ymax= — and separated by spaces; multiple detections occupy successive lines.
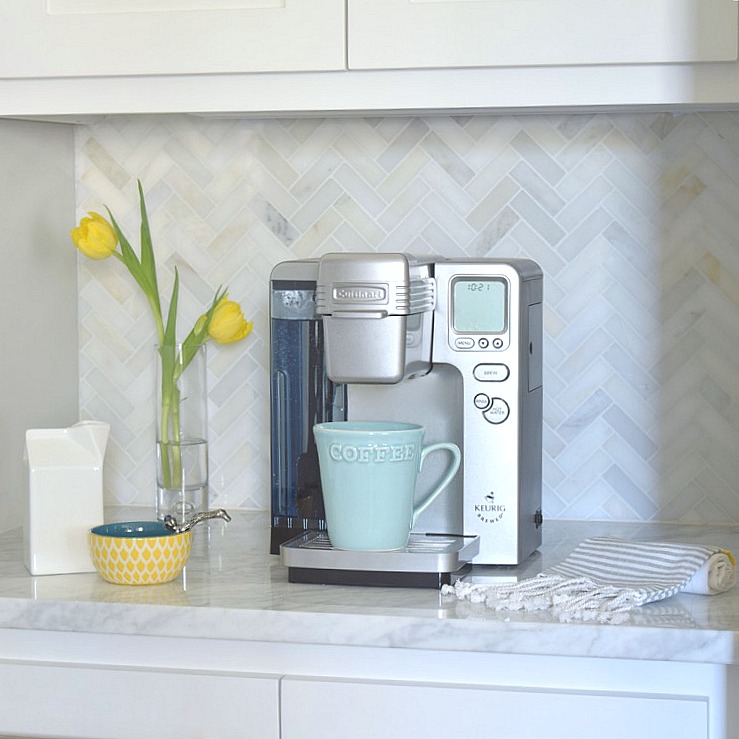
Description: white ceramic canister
xmin=23 ymin=421 xmax=109 ymax=575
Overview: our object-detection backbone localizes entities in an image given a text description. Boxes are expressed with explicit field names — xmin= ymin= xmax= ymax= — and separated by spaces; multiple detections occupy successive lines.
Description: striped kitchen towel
xmin=444 ymin=537 xmax=736 ymax=624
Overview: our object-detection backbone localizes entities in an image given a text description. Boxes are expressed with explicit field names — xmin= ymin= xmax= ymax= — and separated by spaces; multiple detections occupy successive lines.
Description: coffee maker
xmin=270 ymin=253 xmax=543 ymax=587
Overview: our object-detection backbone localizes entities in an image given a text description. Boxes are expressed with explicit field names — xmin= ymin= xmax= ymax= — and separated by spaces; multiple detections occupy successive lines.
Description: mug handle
xmin=411 ymin=442 xmax=462 ymax=526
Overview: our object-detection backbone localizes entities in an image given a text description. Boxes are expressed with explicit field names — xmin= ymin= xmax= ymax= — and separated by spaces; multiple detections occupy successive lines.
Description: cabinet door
xmin=0 ymin=661 xmax=281 ymax=738
xmin=0 ymin=0 xmax=345 ymax=78
xmin=348 ymin=0 xmax=738 ymax=70
xmin=281 ymin=677 xmax=708 ymax=739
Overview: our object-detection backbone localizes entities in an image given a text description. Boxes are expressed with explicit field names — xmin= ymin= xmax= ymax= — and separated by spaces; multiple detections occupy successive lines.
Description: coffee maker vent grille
xmin=407 ymin=277 xmax=435 ymax=313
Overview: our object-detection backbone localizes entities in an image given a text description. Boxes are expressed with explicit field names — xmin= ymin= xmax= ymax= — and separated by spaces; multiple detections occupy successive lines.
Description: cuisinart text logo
xmin=475 ymin=491 xmax=506 ymax=524
xmin=333 ymin=284 xmax=387 ymax=303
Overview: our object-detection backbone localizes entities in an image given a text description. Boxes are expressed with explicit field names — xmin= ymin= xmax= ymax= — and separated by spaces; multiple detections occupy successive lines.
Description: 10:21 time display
xmin=452 ymin=277 xmax=507 ymax=334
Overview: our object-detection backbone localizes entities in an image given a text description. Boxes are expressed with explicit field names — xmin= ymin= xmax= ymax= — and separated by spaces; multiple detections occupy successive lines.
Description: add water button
xmin=473 ymin=364 xmax=510 ymax=382
xmin=483 ymin=398 xmax=510 ymax=424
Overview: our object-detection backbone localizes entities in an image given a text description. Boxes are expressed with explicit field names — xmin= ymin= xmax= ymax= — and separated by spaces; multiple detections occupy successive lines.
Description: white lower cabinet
xmin=1 ymin=630 xmax=735 ymax=739
xmin=281 ymin=676 xmax=708 ymax=739
xmin=0 ymin=661 xmax=281 ymax=739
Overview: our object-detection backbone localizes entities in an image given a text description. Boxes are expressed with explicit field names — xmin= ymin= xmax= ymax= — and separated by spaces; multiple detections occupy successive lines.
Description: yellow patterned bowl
xmin=88 ymin=521 xmax=192 ymax=585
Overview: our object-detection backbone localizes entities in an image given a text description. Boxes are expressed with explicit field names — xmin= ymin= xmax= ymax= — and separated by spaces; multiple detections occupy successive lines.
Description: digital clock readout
xmin=452 ymin=277 xmax=507 ymax=333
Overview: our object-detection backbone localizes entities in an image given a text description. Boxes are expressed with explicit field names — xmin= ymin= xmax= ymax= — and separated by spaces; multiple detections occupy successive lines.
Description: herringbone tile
xmin=75 ymin=112 xmax=739 ymax=523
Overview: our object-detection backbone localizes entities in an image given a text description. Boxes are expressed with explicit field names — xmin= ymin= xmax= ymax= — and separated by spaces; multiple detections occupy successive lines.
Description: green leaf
xmin=137 ymin=180 xmax=161 ymax=319
xmin=106 ymin=204 xmax=165 ymax=343
xmin=201 ymin=286 xmax=227 ymax=335
xmin=163 ymin=267 xmax=179 ymax=348
xmin=106 ymin=209 xmax=146 ymax=291
xmin=178 ymin=286 xmax=226 ymax=375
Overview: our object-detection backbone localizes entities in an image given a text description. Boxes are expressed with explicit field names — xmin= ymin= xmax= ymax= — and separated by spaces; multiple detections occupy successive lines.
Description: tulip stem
xmin=159 ymin=394 xmax=173 ymax=489
xmin=158 ymin=345 xmax=190 ymax=491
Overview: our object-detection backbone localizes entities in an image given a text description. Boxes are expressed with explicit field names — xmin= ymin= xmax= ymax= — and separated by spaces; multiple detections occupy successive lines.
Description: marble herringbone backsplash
xmin=75 ymin=112 xmax=739 ymax=523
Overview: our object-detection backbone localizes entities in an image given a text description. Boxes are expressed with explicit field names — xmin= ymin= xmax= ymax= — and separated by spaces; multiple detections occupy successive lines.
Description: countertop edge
xmin=0 ymin=595 xmax=736 ymax=666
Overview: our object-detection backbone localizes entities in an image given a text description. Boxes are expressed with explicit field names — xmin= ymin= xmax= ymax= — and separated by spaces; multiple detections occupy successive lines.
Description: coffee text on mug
xmin=329 ymin=443 xmax=416 ymax=463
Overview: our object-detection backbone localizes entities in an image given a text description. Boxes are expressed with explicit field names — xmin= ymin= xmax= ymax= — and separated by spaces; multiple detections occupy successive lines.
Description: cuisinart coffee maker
xmin=270 ymin=253 xmax=543 ymax=587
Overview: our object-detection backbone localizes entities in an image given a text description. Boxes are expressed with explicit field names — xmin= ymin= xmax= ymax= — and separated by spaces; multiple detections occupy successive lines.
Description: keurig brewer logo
xmin=475 ymin=491 xmax=505 ymax=524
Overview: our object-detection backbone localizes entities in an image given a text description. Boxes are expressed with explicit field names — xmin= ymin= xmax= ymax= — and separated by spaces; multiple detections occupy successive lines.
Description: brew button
xmin=478 ymin=338 xmax=489 ymax=349
xmin=474 ymin=393 xmax=490 ymax=410
xmin=473 ymin=364 xmax=510 ymax=382
xmin=483 ymin=398 xmax=510 ymax=424
xmin=455 ymin=337 xmax=475 ymax=349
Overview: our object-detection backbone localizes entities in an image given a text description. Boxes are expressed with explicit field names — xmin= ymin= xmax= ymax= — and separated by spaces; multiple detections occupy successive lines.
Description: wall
xmin=0 ymin=119 xmax=78 ymax=531
xmin=75 ymin=112 xmax=739 ymax=524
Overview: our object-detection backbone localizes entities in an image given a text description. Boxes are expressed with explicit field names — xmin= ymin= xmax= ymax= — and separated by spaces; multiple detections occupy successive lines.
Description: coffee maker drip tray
xmin=280 ymin=532 xmax=480 ymax=589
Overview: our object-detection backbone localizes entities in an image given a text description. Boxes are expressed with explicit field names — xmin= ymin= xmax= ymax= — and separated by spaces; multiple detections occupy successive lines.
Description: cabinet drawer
xmin=281 ymin=676 xmax=708 ymax=739
xmin=0 ymin=661 xmax=280 ymax=738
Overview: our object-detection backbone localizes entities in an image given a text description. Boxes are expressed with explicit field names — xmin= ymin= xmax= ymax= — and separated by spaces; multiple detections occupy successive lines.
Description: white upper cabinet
xmin=0 ymin=0 xmax=346 ymax=77
xmin=348 ymin=0 xmax=738 ymax=70
xmin=2 ymin=0 xmax=739 ymax=114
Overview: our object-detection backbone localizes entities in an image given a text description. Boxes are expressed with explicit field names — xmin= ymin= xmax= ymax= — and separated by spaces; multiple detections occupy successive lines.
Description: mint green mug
xmin=313 ymin=421 xmax=461 ymax=551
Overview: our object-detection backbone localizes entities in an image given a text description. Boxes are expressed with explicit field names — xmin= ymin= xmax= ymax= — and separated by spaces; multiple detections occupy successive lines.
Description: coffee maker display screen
xmin=452 ymin=277 xmax=507 ymax=333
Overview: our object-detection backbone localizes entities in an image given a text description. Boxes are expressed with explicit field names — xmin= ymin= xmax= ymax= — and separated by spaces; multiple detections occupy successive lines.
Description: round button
xmin=492 ymin=338 xmax=504 ymax=349
xmin=483 ymin=398 xmax=509 ymax=424
xmin=478 ymin=338 xmax=489 ymax=349
xmin=474 ymin=393 xmax=490 ymax=410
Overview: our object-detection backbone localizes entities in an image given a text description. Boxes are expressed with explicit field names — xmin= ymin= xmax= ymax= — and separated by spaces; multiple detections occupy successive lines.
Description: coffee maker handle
xmin=412 ymin=442 xmax=462 ymax=525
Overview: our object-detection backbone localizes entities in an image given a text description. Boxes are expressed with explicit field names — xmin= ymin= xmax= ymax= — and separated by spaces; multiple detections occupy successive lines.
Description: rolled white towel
xmin=683 ymin=550 xmax=736 ymax=595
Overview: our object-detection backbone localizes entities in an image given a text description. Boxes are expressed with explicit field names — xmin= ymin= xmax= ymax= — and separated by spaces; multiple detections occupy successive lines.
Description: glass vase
xmin=155 ymin=343 xmax=209 ymax=521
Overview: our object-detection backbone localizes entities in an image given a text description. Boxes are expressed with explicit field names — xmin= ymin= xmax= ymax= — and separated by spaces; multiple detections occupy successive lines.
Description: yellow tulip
xmin=70 ymin=212 xmax=118 ymax=260
xmin=208 ymin=297 xmax=253 ymax=344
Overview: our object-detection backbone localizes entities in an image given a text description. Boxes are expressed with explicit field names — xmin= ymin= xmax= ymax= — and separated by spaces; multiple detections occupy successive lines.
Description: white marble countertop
xmin=2 ymin=509 xmax=739 ymax=665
